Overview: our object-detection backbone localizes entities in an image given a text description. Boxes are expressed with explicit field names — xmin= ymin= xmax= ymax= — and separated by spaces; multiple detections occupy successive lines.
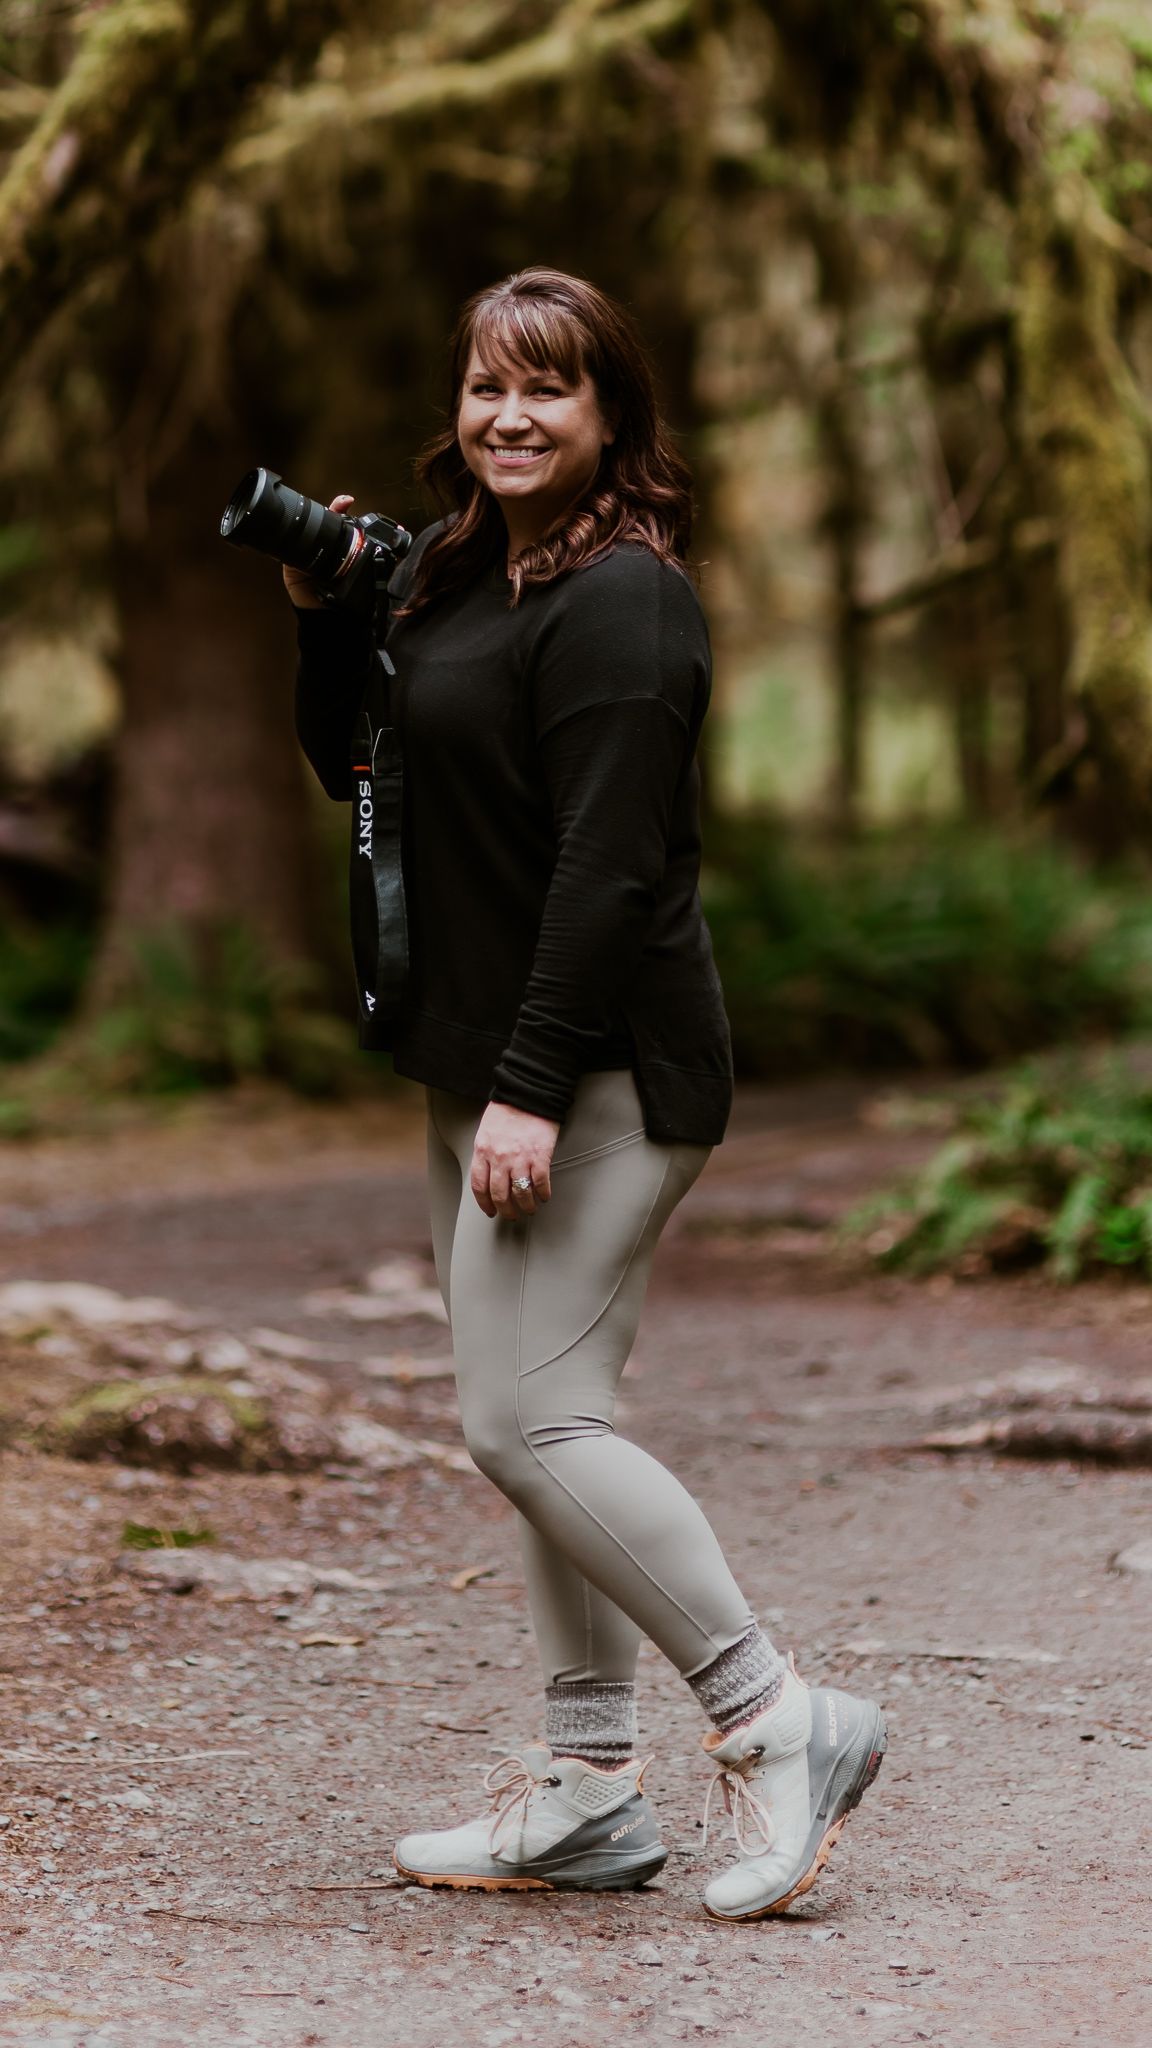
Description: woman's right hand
xmin=282 ymin=494 xmax=355 ymax=609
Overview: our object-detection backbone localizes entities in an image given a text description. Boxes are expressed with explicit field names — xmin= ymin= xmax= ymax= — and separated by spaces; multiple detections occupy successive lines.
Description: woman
xmin=289 ymin=268 xmax=886 ymax=1923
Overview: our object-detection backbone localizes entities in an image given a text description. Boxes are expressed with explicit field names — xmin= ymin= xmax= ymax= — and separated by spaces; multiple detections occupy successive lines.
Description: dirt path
xmin=0 ymin=1082 xmax=1148 ymax=2047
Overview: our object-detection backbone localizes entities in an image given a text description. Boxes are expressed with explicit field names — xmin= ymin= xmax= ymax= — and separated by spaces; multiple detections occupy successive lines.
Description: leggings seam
xmin=552 ymin=1129 xmax=647 ymax=1172
xmin=511 ymin=1150 xmax=724 ymax=1669
xmin=519 ymin=1148 xmax=687 ymax=1379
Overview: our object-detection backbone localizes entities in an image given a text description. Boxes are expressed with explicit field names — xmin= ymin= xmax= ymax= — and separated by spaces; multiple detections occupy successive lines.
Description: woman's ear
xmin=601 ymin=403 xmax=620 ymax=447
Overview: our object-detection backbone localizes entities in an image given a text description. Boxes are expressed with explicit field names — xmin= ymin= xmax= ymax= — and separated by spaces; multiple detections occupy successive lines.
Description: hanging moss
xmin=1016 ymin=175 xmax=1152 ymax=833
xmin=0 ymin=0 xmax=358 ymax=386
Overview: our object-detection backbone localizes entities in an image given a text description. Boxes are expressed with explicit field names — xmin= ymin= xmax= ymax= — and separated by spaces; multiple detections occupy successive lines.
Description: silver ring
xmin=511 ymin=1175 xmax=533 ymax=1192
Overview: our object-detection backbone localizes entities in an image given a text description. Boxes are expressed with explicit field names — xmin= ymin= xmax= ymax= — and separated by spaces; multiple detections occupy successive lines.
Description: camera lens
xmin=220 ymin=467 xmax=357 ymax=583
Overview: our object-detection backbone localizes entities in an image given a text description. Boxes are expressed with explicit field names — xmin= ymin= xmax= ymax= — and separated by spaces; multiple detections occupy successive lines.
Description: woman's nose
xmin=493 ymin=391 xmax=529 ymax=434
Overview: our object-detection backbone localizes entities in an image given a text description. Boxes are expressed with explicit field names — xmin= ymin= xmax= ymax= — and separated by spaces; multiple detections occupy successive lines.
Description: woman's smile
xmin=485 ymin=444 xmax=549 ymax=465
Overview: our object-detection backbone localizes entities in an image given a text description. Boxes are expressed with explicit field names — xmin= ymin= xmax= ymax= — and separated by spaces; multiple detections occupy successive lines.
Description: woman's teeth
xmin=489 ymin=447 xmax=546 ymax=462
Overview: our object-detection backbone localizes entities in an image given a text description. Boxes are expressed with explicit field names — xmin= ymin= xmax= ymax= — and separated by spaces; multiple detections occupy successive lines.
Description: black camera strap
xmin=349 ymin=643 xmax=408 ymax=1034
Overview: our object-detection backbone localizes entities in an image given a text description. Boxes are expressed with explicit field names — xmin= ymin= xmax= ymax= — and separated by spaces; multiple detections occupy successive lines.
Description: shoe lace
xmin=701 ymin=1756 xmax=775 ymax=1857
xmin=482 ymin=1753 xmax=558 ymax=1856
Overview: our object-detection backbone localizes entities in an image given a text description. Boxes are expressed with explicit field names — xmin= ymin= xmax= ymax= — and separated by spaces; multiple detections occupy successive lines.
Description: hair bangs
xmin=468 ymin=293 xmax=588 ymax=388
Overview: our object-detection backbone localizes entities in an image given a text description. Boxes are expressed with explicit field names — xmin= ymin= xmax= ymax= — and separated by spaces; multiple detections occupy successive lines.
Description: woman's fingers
xmin=470 ymin=1157 xmax=497 ymax=1218
xmin=469 ymin=1105 xmax=558 ymax=1221
xmin=469 ymin=1153 xmax=552 ymax=1221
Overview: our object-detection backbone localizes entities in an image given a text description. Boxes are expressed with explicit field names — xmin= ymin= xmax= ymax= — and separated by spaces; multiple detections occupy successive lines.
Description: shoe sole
xmin=704 ymin=1704 xmax=888 ymax=1924
xmin=393 ymin=1848 xmax=668 ymax=1894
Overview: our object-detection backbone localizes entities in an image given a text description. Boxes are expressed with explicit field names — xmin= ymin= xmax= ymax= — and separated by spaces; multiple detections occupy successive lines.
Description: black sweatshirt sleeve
xmin=488 ymin=553 xmax=708 ymax=1123
xmin=293 ymin=606 xmax=374 ymax=802
xmin=488 ymin=696 xmax=691 ymax=1120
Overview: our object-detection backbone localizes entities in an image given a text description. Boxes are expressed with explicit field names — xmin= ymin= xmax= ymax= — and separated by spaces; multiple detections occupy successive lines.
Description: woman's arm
xmin=293 ymin=606 xmax=375 ymax=801
xmin=291 ymin=515 xmax=439 ymax=801
xmin=489 ymin=551 xmax=708 ymax=1123
xmin=489 ymin=693 xmax=691 ymax=1120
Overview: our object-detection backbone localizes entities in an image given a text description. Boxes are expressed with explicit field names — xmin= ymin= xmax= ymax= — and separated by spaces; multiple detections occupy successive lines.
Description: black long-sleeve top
xmin=294 ymin=528 xmax=733 ymax=1145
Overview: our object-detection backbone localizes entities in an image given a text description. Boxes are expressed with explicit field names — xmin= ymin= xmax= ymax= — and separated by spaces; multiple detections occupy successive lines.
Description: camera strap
xmin=349 ymin=644 xmax=409 ymax=1032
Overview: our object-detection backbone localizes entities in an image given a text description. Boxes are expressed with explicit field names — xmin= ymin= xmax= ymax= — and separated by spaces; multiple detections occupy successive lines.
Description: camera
xmin=219 ymin=467 xmax=412 ymax=613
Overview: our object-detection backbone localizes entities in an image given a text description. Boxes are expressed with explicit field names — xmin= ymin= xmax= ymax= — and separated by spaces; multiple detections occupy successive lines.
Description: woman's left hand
xmin=471 ymin=1102 xmax=559 ymax=1220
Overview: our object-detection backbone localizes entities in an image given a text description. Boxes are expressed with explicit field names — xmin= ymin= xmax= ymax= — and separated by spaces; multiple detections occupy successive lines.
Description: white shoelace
xmin=701 ymin=1656 xmax=803 ymax=1857
xmin=701 ymin=1761 xmax=776 ymax=1856
xmin=480 ymin=1750 xmax=652 ymax=1858
xmin=482 ymin=1753 xmax=555 ymax=1856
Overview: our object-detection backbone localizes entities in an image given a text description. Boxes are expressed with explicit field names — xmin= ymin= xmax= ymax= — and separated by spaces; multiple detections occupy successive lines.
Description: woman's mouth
xmin=486 ymin=445 xmax=548 ymax=465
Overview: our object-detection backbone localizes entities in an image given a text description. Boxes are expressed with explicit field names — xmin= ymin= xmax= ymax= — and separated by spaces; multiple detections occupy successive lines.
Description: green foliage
xmin=702 ymin=827 xmax=1152 ymax=1075
xmin=850 ymin=1054 xmax=1152 ymax=1280
xmin=84 ymin=923 xmax=358 ymax=1097
xmin=120 ymin=1522 xmax=215 ymax=1549
xmin=0 ymin=918 xmax=92 ymax=1063
xmin=0 ymin=523 xmax=41 ymax=588
xmin=0 ymin=916 xmax=362 ymax=1116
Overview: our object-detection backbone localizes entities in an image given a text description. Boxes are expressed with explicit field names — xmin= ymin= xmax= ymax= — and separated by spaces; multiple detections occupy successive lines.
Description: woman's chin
xmin=486 ymin=469 xmax=551 ymax=495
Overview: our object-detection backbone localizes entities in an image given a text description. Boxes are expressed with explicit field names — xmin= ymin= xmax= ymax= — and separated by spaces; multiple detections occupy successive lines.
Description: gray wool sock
xmin=545 ymin=1681 xmax=638 ymax=1768
xmin=688 ymin=1626 xmax=787 ymax=1735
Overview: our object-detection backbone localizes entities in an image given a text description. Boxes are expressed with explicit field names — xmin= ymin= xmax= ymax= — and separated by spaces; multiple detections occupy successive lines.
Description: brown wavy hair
xmin=395 ymin=267 xmax=695 ymax=615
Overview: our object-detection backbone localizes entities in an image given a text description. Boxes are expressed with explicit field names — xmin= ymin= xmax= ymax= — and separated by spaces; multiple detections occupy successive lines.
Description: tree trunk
xmin=1012 ymin=551 xmax=1068 ymax=789
xmin=1016 ymin=176 xmax=1152 ymax=848
xmin=811 ymin=218 xmax=869 ymax=836
xmin=90 ymin=442 xmax=332 ymax=1011
xmin=939 ymin=589 xmax=993 ymax=819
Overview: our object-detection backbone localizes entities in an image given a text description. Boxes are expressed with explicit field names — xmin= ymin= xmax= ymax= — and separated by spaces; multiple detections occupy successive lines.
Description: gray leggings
xmin=425 ymin=1067 xmax=755 ymax=1685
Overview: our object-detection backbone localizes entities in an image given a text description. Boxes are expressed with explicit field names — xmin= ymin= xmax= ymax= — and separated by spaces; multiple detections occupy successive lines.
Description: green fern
xmin=850 ymin=1053 xmax=1152 ymax=1282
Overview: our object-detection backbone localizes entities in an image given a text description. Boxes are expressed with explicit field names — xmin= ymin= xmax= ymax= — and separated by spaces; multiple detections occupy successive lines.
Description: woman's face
xmin=456 ymin=345 xmax=616 ymax=540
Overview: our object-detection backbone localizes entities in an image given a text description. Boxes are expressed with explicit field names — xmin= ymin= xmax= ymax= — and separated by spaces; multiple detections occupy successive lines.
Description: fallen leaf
xmin=360 ymin=1355 xmax=455 ymax=1383
xmin=298 ymin=1633 xmax=364 ymax=1649
xmin=450 ymin=1564 xmax=498 ymax=1592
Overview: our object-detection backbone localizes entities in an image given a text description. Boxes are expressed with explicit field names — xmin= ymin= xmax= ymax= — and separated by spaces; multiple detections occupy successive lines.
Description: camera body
xmin=219 ymin=467 xmax=412 ymax=616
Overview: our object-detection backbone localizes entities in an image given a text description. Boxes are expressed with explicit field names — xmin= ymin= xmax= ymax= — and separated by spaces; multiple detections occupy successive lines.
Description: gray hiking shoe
xmin=700 ymin=1663 xmax=887 ymax=1921
xmin=393 ymin=1743 xmax=667 ymax=1893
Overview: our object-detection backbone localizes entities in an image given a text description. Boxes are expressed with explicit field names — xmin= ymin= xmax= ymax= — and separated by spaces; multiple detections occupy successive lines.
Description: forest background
xmin=5 ymin=0 xmax=1152 ymax=1274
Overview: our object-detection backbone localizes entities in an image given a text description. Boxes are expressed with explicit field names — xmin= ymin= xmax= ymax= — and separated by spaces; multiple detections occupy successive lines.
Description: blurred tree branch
xmin=0 ymin=0 xmax=354 ymax=389
xmin=229 ymin=0 xmax=694 ymax=179
xmin=853 ymin=518 xmax=1056 ymax=624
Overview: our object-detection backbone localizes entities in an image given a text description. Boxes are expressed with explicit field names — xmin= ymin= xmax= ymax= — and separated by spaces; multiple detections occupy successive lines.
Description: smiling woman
xmin=289 ymin=265 xmax=886 ymax=1925
xmin=394 ymin=266 xmax=693 ymax=613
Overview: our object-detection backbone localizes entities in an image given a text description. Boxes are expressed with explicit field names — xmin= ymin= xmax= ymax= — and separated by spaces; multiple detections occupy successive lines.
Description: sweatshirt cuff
xmin=487 ymin=1073 xmax=575 ymax=1126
